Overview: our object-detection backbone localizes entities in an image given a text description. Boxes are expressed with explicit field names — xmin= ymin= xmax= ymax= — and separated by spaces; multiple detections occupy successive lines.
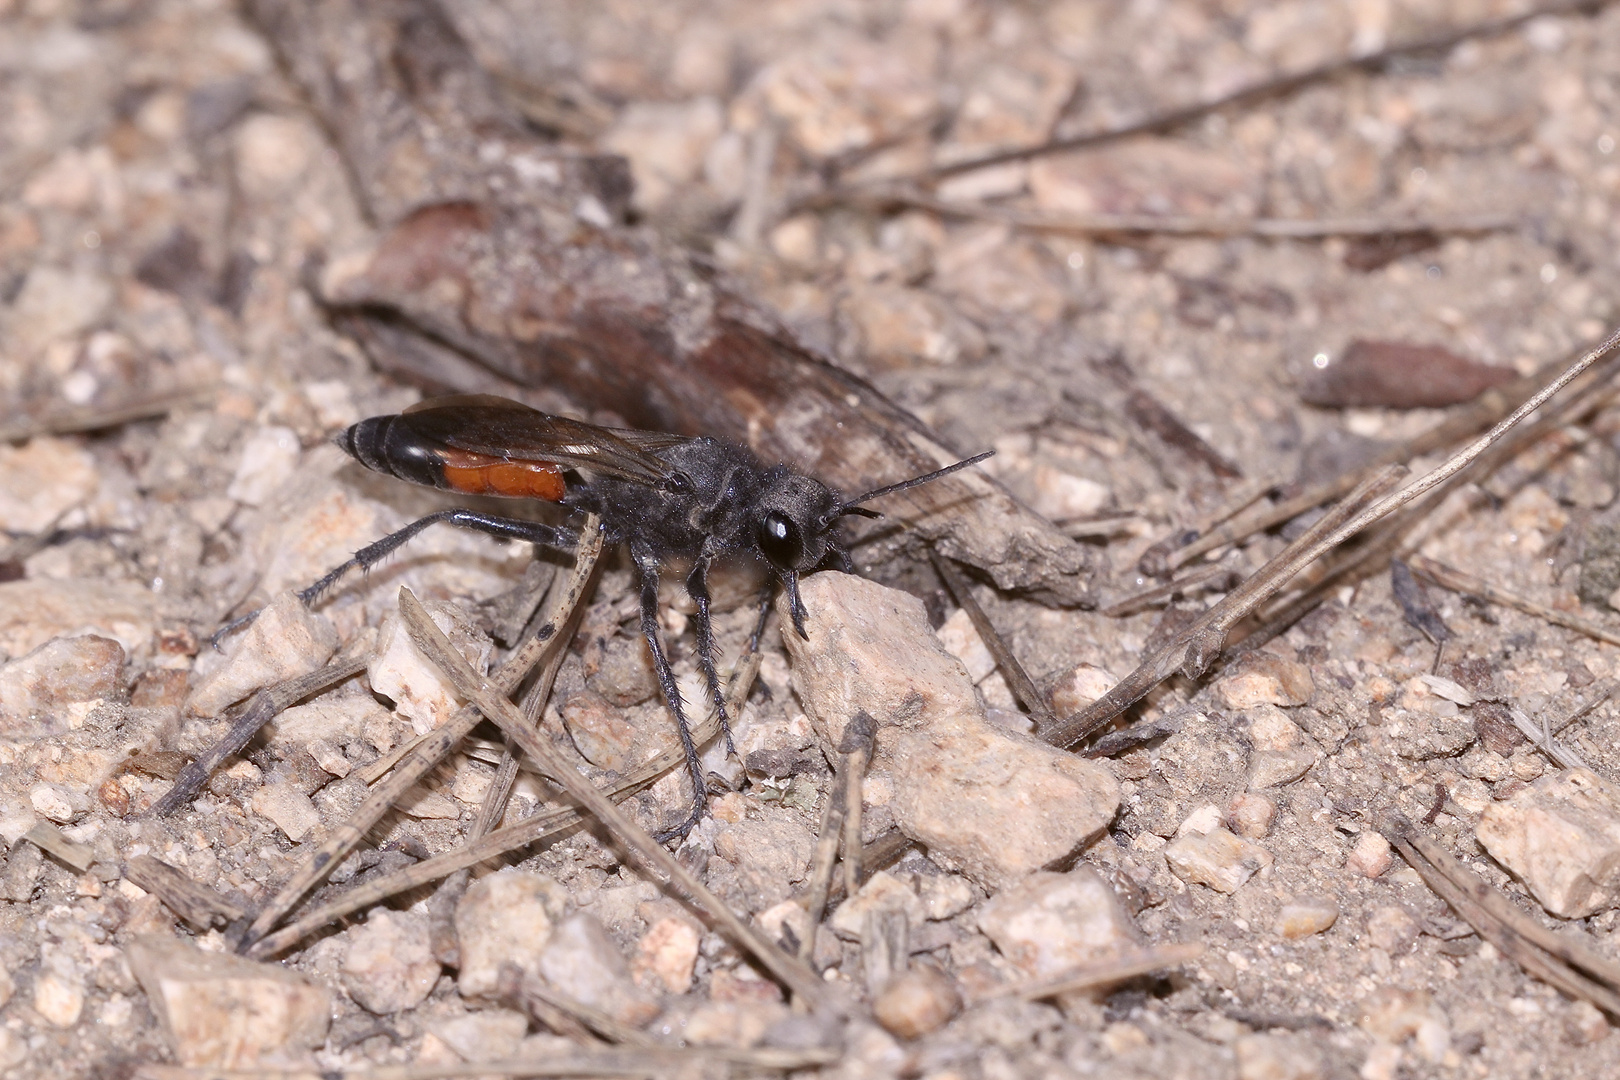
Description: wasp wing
xmin=400 ymin=395 xmax=690 ymax=485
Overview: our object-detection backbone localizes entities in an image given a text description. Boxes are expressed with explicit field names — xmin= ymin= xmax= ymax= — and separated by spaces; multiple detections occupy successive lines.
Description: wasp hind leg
xmin=685 ymin=556 xmax=737 ymax=758
xmin=212 ymin=509 xmax=578 ymax=647
xmin=636 ymin=558 xmax=709 ymax=843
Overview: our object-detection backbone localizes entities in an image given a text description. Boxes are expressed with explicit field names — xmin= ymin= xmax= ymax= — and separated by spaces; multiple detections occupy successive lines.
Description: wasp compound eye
xmin=757 ymin=511 xmax=805 ymax=569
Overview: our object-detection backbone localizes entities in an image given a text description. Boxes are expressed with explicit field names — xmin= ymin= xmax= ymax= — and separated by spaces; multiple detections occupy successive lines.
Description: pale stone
xmin=6 ymin=265 xmax=113 ymax=355
xmin=1476 ymin=768 xmax=1620 ymax=917
xmin=1030 ymin=464 xmax=1110 ymax=521
xmin=454 ymin=871 xmax=569 ymax=998
xmin=1215 ymin=655 xmax=1314 ymax=709
xmin=873 ymin=964 xmax=961 ymax=1039
xmin=712 ymin=815 xmax=817 ymax=913
xmin=0 ymin=635 xmax=124 ymax=739
xmin=600 ymin=98 xmax=723 ymax=212
xmin=1366 ymin=904 xmax=1420 ymax=955
xmin=918 ymin=874 xmax=976 ymax=920
xmin=1276 ymin=897 xmax=1339 ymax=939
xmin=126 ymin=935 xmax=331 ymax=1067
xmin=226 ymin=426 xmax=302 ymax=507
xmin=1228 ymin=793 xmax=1276 ymax=839
xmin=1234 ymin=1032 xmax=1325 ymax=1080
xmin=936 ymin=609 xmax=995 ymax=683
xmin=537 ymin=913 xmax=662 ymax=1027
xmin=0 ymin=579 xmax=157 ymax=662
xmin=1346 ymin=832 xmax=1393 ymax=878
xmin=1178 ymin=803 xmax=1225 ymax=837
xmin=633 ymin=917 xmax=700 ymax=994
xmin=250 ymin=785 xmax=322 ymax=842
xmin=1048 ymin=663 xmax=1118 ymax=718
xmin=368 ymin=600 xmax=491 ymax=734
xmin=428 ymin=1010 xmax=529 ymax=1063
xmin=187 ymin=592 xmax=337 ymax=716
xmin=1246 ymin=704 xmax=1302 ymax=750
xmin=267 ymin=695 xmax=390 ymax=750
xmin=1249 ymin=747 xmax=1317 ymax=790
xmin=0 ymin=436 xmax=98 ymax=533
xmin=829 ymin=871 xmax=927 ymax=940
xmin=783 ymin=575 xmax=1118 ymax=890
xmin=976 ymin=867 xmax=1142 ymax=987
xmin=685 ymin=1000 xmax=789 ymax=1047
xmin=33 ymin=968 xmax=84 ymax=1028
xmin=341 ymin=909 xmax=439 ymax=1014
xmin=1164 ymin=827 xmax=1273 ymax=893
xmin=30 ymin=781 xmax=85 ymax=824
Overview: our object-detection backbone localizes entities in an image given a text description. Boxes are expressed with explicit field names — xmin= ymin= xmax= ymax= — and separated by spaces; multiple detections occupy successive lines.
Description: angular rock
xmin=711 ymin=815 xmax=816 ymax=914
xmin=633 ymin=916 xmax=700 ymax=994
xmin=126 ymin=935 xmax=332 ymax=1067
xmin=250 ymin=784 xmax=322 ymax=843
xmin=0 ymin=436 xmax=99 ymax=533
xmin=829 ymin=870 xmax=927 ymax=940
xmin=685 ymin=999 xmax=790 ymax=1048
xmin=1276 ymin=897 xmax=1339 ymax=940
xmin=428 ymin=1010 xmax=529 ymax=1063
xmin=455 ymin=870 xmax=570 ymax=998
xmin=0 ymin=579 xmax=157 ymax=662
xmin=1227 ymin=793 xmax=1276 ymax=839
xmin=538 ymin=913 xmax=662 ymax=1027
xmin=562 ymin=688 xmax=675 ymax=773
xmin=266 ymin=694 xmax=390 ymax=751
xmin=1248 ymin=747 xmax=1317 ymax=790
xmin=783 ymin=574 xmax=1118 ymax=890
xmin=1345 ymin=832 xmax=1393 ymax=879
xmin=582 ymin=631 xmax=659 ymax=707
xmin=0 ymin=634 xmax=123 ymax=739
xmin=33 ymin=964 xmax=84 ymax=1028
xmin=976 ymin=867 xmax=1143 ymax=988
xmin=368 ymin=599 xmax=491 ymax=734
xmin=1366 ymin=904 xmax=1420 ymax=955
xmin=1476 ymin=768 xmax=1620 ymax=917
xmin=1385 ymin=709 xmax=1476 ymax=760
xmin=873 ymin=964 xmax=961 ymax=1040
xmin=226 ymin=426 xmax=302 ymax=507
xmin=187 ymin=592 xmax=337 ymax=716
xmin=1164 ymin=826 xmax=1272 ymax=894
xmin=917 ymin=873 xmax=976 ymax=921
xmin=1048 ymin=662 xmax=1119 ymax=718
xmin=341 ymin=909 xmax=440 ymax=1014
xmin=1215 ymin=654 xmax=1314 ymax=710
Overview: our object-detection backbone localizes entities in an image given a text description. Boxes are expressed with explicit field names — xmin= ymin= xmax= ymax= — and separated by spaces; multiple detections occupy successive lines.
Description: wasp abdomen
xmin=339 ymin=416 xmax=566 ymax=502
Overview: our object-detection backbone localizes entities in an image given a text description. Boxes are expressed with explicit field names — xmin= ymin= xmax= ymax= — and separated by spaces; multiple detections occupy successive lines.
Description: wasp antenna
xmin=845 ymin=449 xmax=995 ymax=509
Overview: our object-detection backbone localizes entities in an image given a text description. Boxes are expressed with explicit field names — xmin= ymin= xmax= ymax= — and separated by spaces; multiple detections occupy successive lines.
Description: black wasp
xmin=299 ymin=394 xmax=989 ymax=839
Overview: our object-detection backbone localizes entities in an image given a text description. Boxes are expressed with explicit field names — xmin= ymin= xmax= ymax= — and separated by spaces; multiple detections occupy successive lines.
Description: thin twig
xmin=1138 ymin=476 xmax=1278 ymax=577
xmin=1382 ymin=813 xmax=1620 ymax=1017
xmin=839 ymin=190 xmax=1516 ymax=240
xmin=1410 ymin=555 xmax=1620 ymax=648
xmin=0 ymin=384 xmax=217 ymax=443
xmin=150 ymin=650 xmax=370 ymax=817
xmin=1048 ymin=324 xmax=1620 ymax=748
xmin=249 ymin=611 xmax=767 ymax=959
xmin=835 ymin=0 xmax=1617 ymax=187
xmin=395 ymin=587 xmax=842 ymax=1015
xmin=799 ymin=768 xmax=847 ymax=961
xmin=134 ymin=1042 xmax=840 ymax=1080
xmin=240 ymin=519 xmax=605 ymax=951
xmin=971 ymin=943 xmax=1205 ymax=1004
xmin=837 ymin=711 xmax=877 ymax=902
xmin=1100 ymin=560 xmax=1242 ymax=618
xmin=931 ymin=550 xmax=1055 ymax=727
xmin=123 ymin=855 xmax=248 ymax=931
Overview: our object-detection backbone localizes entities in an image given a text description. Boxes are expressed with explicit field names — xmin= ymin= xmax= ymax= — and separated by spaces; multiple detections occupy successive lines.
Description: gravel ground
xmin=7 ymin=1 xmax=1620 ymax=1077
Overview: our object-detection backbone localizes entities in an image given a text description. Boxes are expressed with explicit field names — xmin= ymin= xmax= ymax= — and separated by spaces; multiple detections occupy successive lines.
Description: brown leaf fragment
xmin=1299 ymin=339 xmax=1516 ymax=409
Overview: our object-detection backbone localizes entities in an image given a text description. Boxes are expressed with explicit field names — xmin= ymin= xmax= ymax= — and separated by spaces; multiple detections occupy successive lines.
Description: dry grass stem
xmin=394 ymin=586 xmax=840 ymax=1015
xmin=973 ymin=943 xmax=1206 ymax=1004
xmin=1411 ymin=555 xmax=1620 ymax=648
xmin=241 ymin=519 xmax=605 ymax=952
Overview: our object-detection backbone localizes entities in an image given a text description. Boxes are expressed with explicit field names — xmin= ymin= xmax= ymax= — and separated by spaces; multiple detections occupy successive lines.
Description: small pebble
xmin=1346 ymin=832 xmax=1393 ymax=878
xmin=1568 ymin=999 xmax=1610 ymax=1044
xmin=250 ymin=784 xmax=322 ymax=843
xmin=538 ymin=913 xmax=662 ymax=1026
xmin=1215 ymin=654 xmax=1314 ymax=710
xmin=873 ymin=964 xmax=962 ymax=1039
xmin=917 ymin=873 xmax=976 ymax=920
xmin=368 ymin=600 xmax=491 ymax=734
xmin=30 ymin=782 xmax=86 ymax=824
xmin=1234 ymin=1032 xmax=1325 ymax=1080
xmin=1227 ymin=793 xmax=1276 ymax=839
xmin=0 ymin=635 xmax=125 ymax=739
xmin=428 ymin=1010 xmax=530 ymax=1063
xmin=33 ymin=967 xmax=85 ymax=1028
xmin=1048 ymin=662 xmax=1119 ymax=717
xmin=341 ymin=910 xmax=440 ymax=1014
xmin=1164 ymin=827 xmax=1273 ymax=894
xmin=830 ymin=871 xmax=926 ymax=940
xmin=633 ymin=916 xmax=700 ymax=994
xmin=1276 ymin=896 xmax=1339 ymax=939
xmin=1365 ymin=904 xmax=1421 ymax=955
xmin=454 ymin=871 xmax=569 ymax=998
xmin=977 ymin=868 xmax=1141 ymax=987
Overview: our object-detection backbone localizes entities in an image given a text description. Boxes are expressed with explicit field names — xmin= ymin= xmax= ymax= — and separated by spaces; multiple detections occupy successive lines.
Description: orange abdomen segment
xmin=439 ymin=452 xmax=567 ymax=500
